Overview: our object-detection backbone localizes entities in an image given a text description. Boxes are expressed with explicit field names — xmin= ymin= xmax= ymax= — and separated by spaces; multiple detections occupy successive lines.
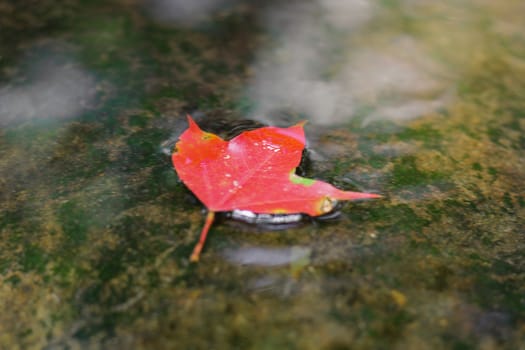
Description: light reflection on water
xmin=145 ymin=0 xmax=240 ymax=27
xmin=0 ymin=43 xmax=97 ymax=126
xmin=223 ymin=246 xmax=311 ymax=266
xmin=247 ymin=1 xmax=456 ymax=125
xmin=0 ymin=0 xmax=524 ymax=348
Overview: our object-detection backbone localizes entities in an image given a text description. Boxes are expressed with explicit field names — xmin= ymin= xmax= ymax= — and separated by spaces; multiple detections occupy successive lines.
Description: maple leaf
xmin=172 ymin=115 xmax=381 ymax=261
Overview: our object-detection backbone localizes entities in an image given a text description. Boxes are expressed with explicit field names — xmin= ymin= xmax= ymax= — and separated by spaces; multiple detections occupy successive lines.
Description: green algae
xmin=57 ymin=201 xmax=90 ymax=245
xmin=396 ymin=124 xmax=443 ymax=149
xmin=20 ymin=244 xmax=48 ymax=273
xmin=390 ymin=156 xmax=448 ymax=189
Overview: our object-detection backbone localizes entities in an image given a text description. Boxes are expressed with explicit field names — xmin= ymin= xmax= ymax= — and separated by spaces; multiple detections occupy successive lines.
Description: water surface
xmin=0 ymin=1 xmax=524 ymax=349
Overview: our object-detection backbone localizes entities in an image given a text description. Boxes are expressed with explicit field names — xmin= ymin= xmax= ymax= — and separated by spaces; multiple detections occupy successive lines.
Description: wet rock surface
xmin=0 ymin=1 xmax=524 ymax=349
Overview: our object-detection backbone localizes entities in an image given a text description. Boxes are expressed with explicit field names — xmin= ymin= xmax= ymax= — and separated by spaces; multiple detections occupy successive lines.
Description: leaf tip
xmin=186 ymin=114 xmax=201 ymax=131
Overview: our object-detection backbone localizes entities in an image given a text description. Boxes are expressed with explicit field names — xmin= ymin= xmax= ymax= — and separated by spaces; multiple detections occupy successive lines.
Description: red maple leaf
xmin=172 ymin=116 xmax=381 ymax=261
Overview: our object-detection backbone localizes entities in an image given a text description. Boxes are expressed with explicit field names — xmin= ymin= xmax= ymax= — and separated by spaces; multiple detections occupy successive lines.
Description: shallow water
xmin=1 ymin=1 xmax=524 ymax=349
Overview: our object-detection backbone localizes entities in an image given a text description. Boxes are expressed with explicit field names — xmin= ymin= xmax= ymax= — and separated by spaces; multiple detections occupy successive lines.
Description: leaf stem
xmin=190 ymin=211 xmax=215 ymax=262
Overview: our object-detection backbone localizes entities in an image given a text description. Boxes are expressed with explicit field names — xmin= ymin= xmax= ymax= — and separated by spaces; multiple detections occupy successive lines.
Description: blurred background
xmin=0 ymin=1 xmax=524 ymax=348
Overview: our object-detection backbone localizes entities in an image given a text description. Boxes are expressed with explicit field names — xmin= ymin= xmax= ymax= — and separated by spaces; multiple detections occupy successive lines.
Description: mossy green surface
xmin=1 ymin=1 xmax=524 ymax=349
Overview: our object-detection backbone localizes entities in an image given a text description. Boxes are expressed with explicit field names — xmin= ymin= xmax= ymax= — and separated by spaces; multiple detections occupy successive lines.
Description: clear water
xmin=0 ymin=1 xmax=524 ymax=348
